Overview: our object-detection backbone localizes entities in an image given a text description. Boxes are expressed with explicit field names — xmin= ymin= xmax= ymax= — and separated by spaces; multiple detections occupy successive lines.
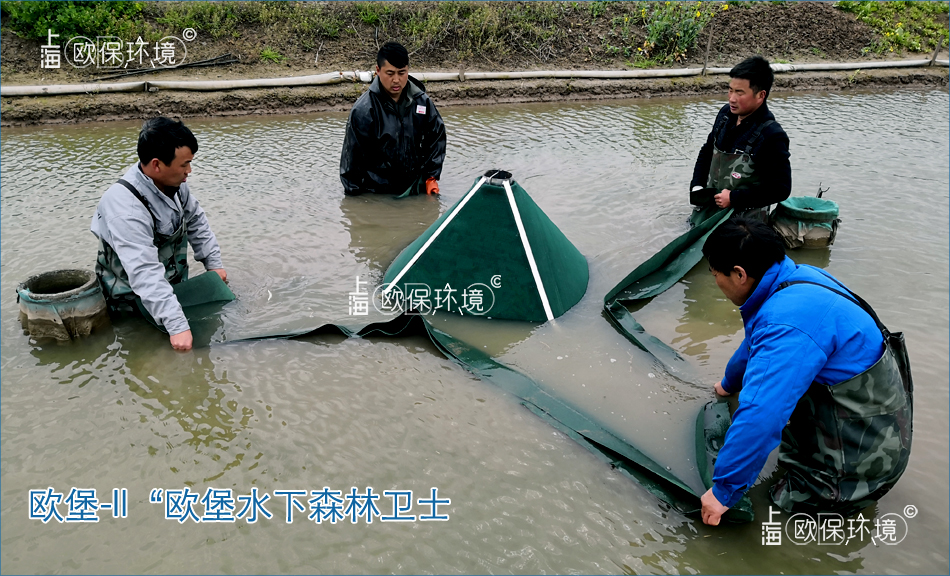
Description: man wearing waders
xmin=689 ymin=56 xmax=791 ymax=227
xmin=340 ymin=41 xmax=447 ymax=197
xmin=699 ymin=218 xmax=912 ymax=526
xmin=91 ymin=117 xmax=227 ymax=351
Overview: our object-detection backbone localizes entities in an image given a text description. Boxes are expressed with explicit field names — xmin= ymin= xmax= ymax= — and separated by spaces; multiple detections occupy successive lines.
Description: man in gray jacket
xmin=91 ymin=117 xmax=226 ymax=351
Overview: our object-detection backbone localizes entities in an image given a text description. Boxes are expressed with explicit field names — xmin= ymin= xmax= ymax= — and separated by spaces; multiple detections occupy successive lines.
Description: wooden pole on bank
xmin=929 ymin=38 xmax=943 ymax=66
xmin=702 ymin=23 xmax=715 ymax=76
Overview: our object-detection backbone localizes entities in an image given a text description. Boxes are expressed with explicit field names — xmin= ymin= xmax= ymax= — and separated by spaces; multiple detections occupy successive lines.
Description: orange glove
xmin=425 ymin=177 xmax=440 ymax=195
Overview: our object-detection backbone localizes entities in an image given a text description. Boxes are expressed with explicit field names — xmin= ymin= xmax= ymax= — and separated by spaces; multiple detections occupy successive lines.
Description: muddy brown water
xmin=1 ymin=89 xmax=947 ymax=574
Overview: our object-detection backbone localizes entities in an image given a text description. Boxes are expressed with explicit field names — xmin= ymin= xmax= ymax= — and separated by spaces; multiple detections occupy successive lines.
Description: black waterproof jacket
xmin=340 ymin=75 xmax=447 ymax=196
xmin=690 ymin=102 xmax=791 ymax=211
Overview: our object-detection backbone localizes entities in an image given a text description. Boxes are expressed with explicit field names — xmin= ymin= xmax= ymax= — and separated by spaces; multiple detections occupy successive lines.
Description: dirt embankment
xmin=1 ymin=2 xmax=947 ymax=126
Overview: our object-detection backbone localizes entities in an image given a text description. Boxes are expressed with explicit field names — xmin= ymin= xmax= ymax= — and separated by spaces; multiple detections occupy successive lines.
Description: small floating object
xmin=770 ymin=196 xmax=840 ymax=249
xmin=17 ymin=269 xmax=110 ymax=341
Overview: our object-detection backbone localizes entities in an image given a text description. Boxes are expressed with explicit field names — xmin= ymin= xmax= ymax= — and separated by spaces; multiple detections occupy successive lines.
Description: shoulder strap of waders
xmin=775 ymin=278 xmax=889 ymax=337
xmin=741 ymin=119 xmax=775 ymax=154
xmin=712 ymin=107 xmax=731 ymax=147
xmin=117 ymin=178 xmax=184 ymax=236
xmin=775 ymin=277 xmax=913 ymax=394
xmin=117 ymin=178 xmax=160 ymax=233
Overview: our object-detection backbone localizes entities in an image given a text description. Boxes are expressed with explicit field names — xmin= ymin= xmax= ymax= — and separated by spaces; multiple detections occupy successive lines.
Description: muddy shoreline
xmin=1 ymin=67 xmax=946 ymax=126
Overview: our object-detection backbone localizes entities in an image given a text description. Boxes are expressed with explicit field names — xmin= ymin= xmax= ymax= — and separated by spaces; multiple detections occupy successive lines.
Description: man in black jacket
xmin=690 ymin=56 xmax=791 ymax=225
xmin=340 ymin=42 xmax=447 ymax=197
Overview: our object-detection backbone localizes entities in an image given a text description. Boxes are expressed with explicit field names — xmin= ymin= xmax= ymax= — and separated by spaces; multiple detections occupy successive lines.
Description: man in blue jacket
xmin=700 ymin=218 xmax=912 ymax=525
xmin=340 ymin=41 xmax=447 ymax=197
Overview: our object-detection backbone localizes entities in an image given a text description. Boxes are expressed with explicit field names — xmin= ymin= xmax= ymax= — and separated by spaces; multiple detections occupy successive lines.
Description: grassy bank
xmin=1 ymin=1 xmax=947 ymax=76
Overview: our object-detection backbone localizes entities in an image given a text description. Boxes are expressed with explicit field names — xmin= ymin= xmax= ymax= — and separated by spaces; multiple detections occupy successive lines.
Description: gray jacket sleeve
xmin=101 ymin=188 xmax=190 ymax=335
xmin=180 ymin=185 xmax=223 ymax=270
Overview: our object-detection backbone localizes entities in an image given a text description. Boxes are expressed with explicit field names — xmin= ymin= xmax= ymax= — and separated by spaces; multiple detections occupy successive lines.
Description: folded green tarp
xmin=136 ymin=271 xmax=236 ymax=332
xmin=218 ymin=199 xmax=756 ymax=521
xmin=235 ymin=310 xmax=749 ymax=521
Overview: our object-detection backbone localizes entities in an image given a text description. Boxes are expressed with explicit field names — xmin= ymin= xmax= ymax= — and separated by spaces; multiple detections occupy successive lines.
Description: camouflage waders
xmin=96 ymin=179 xmax=189 ymax=315
xmin=768 ymin=279 xmax=914 ymax=516
xmin=689 ymin=119 xmax=774 ymax=228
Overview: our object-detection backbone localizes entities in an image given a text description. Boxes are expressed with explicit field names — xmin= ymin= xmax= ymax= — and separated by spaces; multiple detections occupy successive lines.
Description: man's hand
xmin=210 ymin=268 xmax=227 ymax=283
xmin=714 ymin=380 xmax=732 ymax=397
xmin=701 ymin=488 xmax=730 ymax=526
xmin=715 ymin=189 xmax=732 ymax=208
xmin=170 ymin=329 xmax=193 ymax=351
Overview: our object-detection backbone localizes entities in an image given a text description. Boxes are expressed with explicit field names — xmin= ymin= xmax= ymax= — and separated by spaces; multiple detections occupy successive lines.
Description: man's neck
xmin=138 ymin=162 xmax=175 ymax=197
xmin=736 ymin=102 xmax=765 ymax=126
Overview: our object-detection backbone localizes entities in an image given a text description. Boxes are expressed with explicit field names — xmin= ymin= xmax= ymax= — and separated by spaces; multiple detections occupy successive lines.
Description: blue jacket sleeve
xmin=722 ymin=336 xmax=750 ymax=394
xmin=711 ymin=323 xmax=827 ymax=508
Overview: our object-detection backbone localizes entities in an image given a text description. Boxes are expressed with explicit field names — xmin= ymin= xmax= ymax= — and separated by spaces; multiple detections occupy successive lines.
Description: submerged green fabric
xmin=696 ymin=402 xmax=755 ymax=523
xmin=395 ymin=176 xmax=427 ymax=199
xmin=216 ymin=198 xmax=752 ymax=521
xmin=604 ymin=208 xmax=733 ymax=380
xmin=235 ymin=312 xmax=714 ymax=516
xmin=136 ymin=272 xmax=235 ymax=332
xmin=213 ymin=184 xmax=759 ymax=521
xmin=383 ymin=178 xmax=589 ymax=321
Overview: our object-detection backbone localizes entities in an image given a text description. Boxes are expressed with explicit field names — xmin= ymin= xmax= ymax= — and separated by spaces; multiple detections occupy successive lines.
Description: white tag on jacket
xmin=416 ymin=105 xmax=426 ymax=114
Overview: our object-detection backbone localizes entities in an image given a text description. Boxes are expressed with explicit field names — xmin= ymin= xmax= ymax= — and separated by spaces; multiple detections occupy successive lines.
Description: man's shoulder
xmin=758 ymin=107 xmax=788 ymax=139
xmin=760 ymin=266 xmax=847 ymax=317
xmin=100 ymin=177 xmax=142 ymax=209
xmin=348 ymin=90 xmax=377 ymax=120
xmin=97 ymin=183 xmax=152 ymax=232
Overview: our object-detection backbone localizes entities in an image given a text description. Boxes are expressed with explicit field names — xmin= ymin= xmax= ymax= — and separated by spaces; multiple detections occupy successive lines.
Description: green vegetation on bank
xmin=1 ymin=1 xmax=947 ymax=66
xmin=834 ymin=1 xmax=949 ymax=53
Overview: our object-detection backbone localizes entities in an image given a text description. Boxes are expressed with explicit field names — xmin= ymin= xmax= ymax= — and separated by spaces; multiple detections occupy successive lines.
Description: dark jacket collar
xmin=730 ymin=100 xmax=774 ymax=127
xmin=368 ymin=74 xmax=425 ymax=109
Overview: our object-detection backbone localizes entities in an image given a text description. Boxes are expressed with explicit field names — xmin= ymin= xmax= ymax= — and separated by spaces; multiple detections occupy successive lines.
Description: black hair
xmin=376 ymin=41 xmax=409 ymax=69
xmin=137 ymin=117 xmax=198 ymax=166
xmin=729 ymin=55 xmax=773 ymax=98
xmin=702 ymin=217 xmax=786 ymax=280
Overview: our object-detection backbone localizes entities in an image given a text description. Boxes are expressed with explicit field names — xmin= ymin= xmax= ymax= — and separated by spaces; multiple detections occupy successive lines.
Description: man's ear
xmin=734 ymin=265 xmax=750 ymax=284
xmin=142 ymin=158 xmax=160 ymax=173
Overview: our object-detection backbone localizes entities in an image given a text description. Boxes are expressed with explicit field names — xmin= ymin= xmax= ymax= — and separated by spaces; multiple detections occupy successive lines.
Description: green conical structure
xmin=382 ymin=171 xmax=589 ymax=322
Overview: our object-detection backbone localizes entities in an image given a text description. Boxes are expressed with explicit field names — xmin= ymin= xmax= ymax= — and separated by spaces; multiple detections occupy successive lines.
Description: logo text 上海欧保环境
xmin=348 ymin=276 xmax=497 ymax=317
xmin=40 ymin=28 xmax=194 ymax=70
xmin=760 ymin=505 xmax=915 ymax=546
